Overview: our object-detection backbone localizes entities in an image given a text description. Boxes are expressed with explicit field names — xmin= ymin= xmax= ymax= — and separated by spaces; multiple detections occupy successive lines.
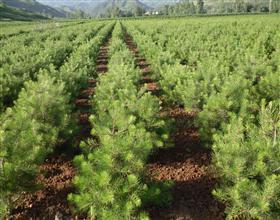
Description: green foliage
xmin=0 ymin=72 xmax=70 ymax=217
xmin=0 ymin=21 xmax=114 ymax=218
xmin=126 ymin=16 xmax=280 ymax=142
xmin=0 ymin=16 xmax=278 ymax=219
xmin=197 ymin=74 xmax=251 ymax=143
xmin=255 ymin=63 xmax=280 ymax=103
xmin=159 ymin=0 xmax=197 ymax=16
xmin=141 ymin=181 xmax=174 ymax=207
xmin=159 ymin=0 xmax=280 ymax=15
xmin=1 ymin=0 xmax=66 ymax=18
xmin=124 ymin=15 xmax=280 ymax=219
xmin=160 ymin=63 xmax=199 ymax=109
xmin=57 ymin=23 xmax=114 ymax=99
xmin=0 ymin=21 xmax=114 ymax=217
xmin=0 ymin=21 xmax=106 ymax=112
xmin=213 ymin=101 xmax=280 ymax=219
xmin=70 ymin=23 xmax=169 ymax=219
xmin=0 ymin=3 xmax=48 ymax=21
xmin=96 ymin=0 xmax=148 ymax=18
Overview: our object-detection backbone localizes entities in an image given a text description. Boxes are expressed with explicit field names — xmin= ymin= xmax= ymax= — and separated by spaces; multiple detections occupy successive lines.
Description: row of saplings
xmin=157 ymin=38 xmax=280 ymax=220
xmin=124 ymin=23 xmax=280 ymax=219
xmin=69 ymin=23 xmax=171 ymax=219
xmin=0 ymin=24 xmax=114 ymax=218
xmin=0 ymin=22 xmax=170 ymax=219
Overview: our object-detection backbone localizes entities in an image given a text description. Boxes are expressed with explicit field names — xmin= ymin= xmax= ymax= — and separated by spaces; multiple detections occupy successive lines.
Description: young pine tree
xmin=0 ymin=71 xmax=70 ymax=218
xmin=213 ymin=101 xmax=280 ymax=219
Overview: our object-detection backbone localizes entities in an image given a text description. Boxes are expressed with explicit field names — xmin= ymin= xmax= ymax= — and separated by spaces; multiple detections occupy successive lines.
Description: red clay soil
xmin=124 ymin=33 xmax=160 ymax=96
xmin=124 ymin=33 xmax=225 ymax=220
xmin=10 ymin=41 xmax=110 ymax=219
xmin=75 ymin=98 xmax=91 ymax=108
xmin=147 ymin=108 xmax=225 ymax=220
xmin=10 ymin=156 xmax=76 ymax=219
xmin=79 ymin=87 xmax=95 ymax=99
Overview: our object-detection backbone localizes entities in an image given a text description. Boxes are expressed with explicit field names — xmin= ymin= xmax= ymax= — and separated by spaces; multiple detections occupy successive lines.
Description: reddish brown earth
xmin=124 ymin=33 xmax=225 ymax=220
xmin=75 ymin=98 xmax=91 ymax=108
xmin=124 ymin=33 xmax=161 ymax=96
xmin=79 ymin=88 xmax=95 ymax=99
xmin=10 ymin=40 xmax=110 ymax=219
xmin=10 ymin=156 xmax=76 ymax=219
xmin=147 ymin=108 xmax=225 ymax=220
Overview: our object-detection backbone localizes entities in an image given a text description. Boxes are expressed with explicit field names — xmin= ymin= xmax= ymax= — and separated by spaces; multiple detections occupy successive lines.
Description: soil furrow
xmin=124 ymin=33 xmax=160 ymax=96
xmin=124 ymin=33 xmax=225 ymax=220
xmin=10 ymin=39 xmax=111 ymax=220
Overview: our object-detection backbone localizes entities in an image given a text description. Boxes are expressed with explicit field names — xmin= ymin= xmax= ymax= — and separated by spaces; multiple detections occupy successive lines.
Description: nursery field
xmin=0 ymin=15 xmax=279 ymax=220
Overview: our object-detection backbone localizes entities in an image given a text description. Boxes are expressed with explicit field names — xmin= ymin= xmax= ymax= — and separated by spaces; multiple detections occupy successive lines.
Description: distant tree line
xmin=99 ymin=6 xmax=145 ymax=18
xmin=72 ymin=0 xmax=280 ymax=19
xmin=159 ymin=0 xmax=280 ymax=16
xmin=208 ymin=0 xmax=280 ymax=14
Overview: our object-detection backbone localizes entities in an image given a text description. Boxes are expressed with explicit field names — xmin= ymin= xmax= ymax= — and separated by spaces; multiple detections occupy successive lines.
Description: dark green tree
xmin=197 ymin=0 xmax=204 ymax=14
xmin=234 ymin=0 xmax=245 ymax=12
xmin=134 ymin=6 xmax=144 ymax=16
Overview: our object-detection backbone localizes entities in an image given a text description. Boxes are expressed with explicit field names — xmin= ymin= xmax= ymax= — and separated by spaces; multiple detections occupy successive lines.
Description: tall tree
xmin=134 ymin=6 xmax=143 ymax=17
xmin=197 ymin=0 xmax=204 ymax=14
xmin=234 ymin=0 xmax=245 ymax=12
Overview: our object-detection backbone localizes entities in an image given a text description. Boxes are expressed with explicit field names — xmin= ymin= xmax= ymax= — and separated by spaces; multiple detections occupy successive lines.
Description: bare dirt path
xmin=147 ymin=108 xmax=225 ymax=220
xmin=10 ymin=40 xmax=110 ymax=220
xmin=124 ymin=33 xmax=225 ymax=220
xmin=124 ymin=33 xmax=160 ymax=95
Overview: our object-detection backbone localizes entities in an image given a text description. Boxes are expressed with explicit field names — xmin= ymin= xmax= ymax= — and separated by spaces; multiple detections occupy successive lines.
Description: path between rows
xmin=10 ymin=39 xmax=110 ymax=220
xmin=124 ymin=33 xmax=225 ymax=220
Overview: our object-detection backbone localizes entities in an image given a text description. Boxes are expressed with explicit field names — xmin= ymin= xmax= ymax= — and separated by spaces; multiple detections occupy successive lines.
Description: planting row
xmin=0 ymin=21 xmax=106 ymax=113
xmin=0 ymin=20 xmax=84 ymax=40
xmin=69 ymin=22 xmax=169 ymax=219
xmin=0 ymin=22 xmax=114 ymax=218
xmin=124 ymin=16 xmax=280 ymax=219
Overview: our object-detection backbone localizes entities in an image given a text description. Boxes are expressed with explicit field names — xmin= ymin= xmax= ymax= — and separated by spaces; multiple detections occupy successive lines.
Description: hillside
xmin=35 ymin=0 xmax=277 ymax=17
xmin=37 ymin=0 xmax=178 ymax=9
xmin=0 ymin=3 xmax=48 ymax=20
xmin=38 ymin=0 xmax=152 ymax=17
xmin=92 ymin=0 xmax=151 ymax=17
xmin=141 ymin=0 xmax=179 ymax=8
xmin=37 ymin=0 xmax=101 ymax=12
xmin=0 ymin=0 xmax=67 ymax=17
